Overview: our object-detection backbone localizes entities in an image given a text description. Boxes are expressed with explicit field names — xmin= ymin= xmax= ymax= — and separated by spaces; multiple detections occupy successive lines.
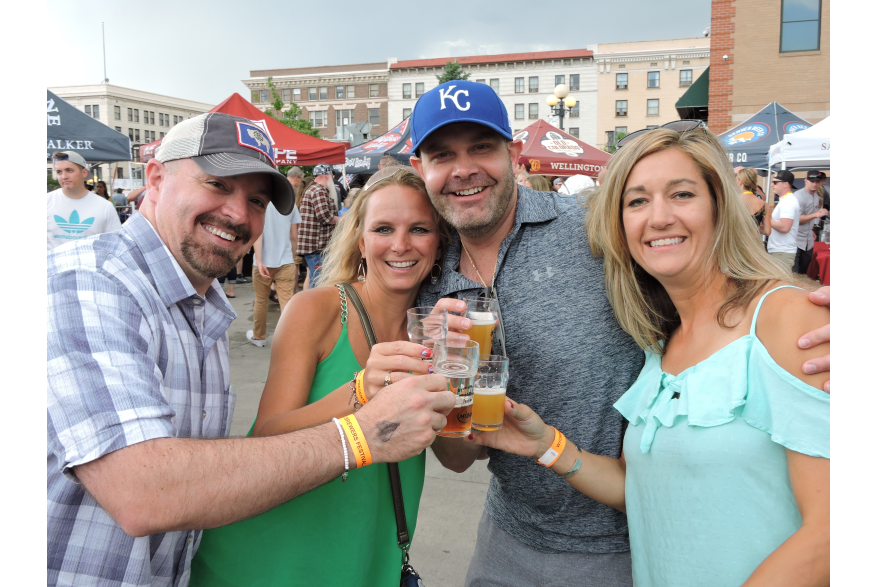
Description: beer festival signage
xmin=46 ymin=90 xmax=132 ymax=162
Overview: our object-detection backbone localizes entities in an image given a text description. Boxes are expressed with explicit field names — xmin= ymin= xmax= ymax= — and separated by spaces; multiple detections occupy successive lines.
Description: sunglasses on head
xmin=615 ymin=120 xmax=706 ymax=150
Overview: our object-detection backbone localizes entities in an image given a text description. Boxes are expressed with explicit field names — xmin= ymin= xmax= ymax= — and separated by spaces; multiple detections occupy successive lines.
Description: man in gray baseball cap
xmin=47 ymin=112 xmax=456 ymax=586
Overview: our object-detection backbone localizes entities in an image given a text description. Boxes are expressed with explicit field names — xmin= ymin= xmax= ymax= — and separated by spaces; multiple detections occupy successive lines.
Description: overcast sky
xmin=46 ymin=0 xmax=711 ymax=105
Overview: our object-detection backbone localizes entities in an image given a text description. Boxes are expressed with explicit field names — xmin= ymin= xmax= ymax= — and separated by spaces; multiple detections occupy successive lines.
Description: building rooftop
xmin=249 ymin=62 xmax=388 ymax=78
xmin=391 ymin=48 xmax=594 ymax=69
xmin=49 ymin=84 xmax=214 ymax=110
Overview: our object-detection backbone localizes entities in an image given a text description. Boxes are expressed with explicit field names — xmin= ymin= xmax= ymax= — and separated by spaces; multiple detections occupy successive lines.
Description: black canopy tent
xmin=47 ymin=90 xmax=132 ymax=164
xmin=716 ymin=102 xmax=811 ymax=170
xmin=344 ymin=117 xmax=413 ymax=175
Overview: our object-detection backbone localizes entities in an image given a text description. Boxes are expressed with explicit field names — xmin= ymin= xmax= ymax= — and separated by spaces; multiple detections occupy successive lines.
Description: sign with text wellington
xmin=47 ymin=90 xmax=132 ymax=162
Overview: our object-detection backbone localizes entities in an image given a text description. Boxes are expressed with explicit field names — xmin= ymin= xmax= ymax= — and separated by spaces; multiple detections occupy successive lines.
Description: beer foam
xmin=468 ymin=312 xmax=495 ymax=323
xmin=474 ymin=387 xmax=506 ymax=395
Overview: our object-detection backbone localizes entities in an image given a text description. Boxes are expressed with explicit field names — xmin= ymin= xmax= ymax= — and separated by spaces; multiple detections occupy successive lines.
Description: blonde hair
xmin=586 ymin=128 xmax=794 ymax=354
xmin=736 ymin=167 xmax=759 ymax=194
xmin=316 ymin=168 xmax=451 ymax=287
xmin=527 ymin=174 xmax=551 ymax=191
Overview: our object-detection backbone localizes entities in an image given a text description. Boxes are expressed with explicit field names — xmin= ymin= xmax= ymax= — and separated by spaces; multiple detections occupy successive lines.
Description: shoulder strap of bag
xmin=339 ymin=283 xmax=411 ymax=549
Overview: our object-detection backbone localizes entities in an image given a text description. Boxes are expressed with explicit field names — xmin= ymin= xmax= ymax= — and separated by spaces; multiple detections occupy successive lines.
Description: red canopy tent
xmin=514 ymin=120 xmax=611 ymax=177
xmin=139 ymin=93 xmax=346 ymax=166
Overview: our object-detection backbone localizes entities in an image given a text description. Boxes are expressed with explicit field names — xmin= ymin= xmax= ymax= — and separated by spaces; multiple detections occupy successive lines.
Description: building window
xmin=515 ymin=77 xmax=524 ymax=93
xmin=128 ymin=108 xmax=133 ymax=121
xmin=309 ymin=110 xmax=326 ymax=127
xmin=618 ymin=64 xmax=626 ymax=69
xmin=251 ymin=91 xmax=259 ymax=102
xmin=134 ymin=129 xmax=140 ymax=142
xmin=515 ymin=104 xmax=524 ymax=119
xmin=555 ymin=75 xmax=565 ymax=87
xmin=260 ymin=90 xmax=269 ymax=102
xmin=114 ymin=106 xmax=121 ymax=120
xmin=151 ymin=112 xmax=156 ymax=126
xmin=680 ymin=70 xmax=693 ymax=87
xmin=336 ymin=86 xmax=344 ymax=99
xmin=134 ymin=109 xmax=139 ymax=123
xmin=647 ymin=99 xmax=659 ymax=116
xmin=132 ymin=147 xmax=140 ymax=163
xmin=490 ymin=78 xmax=500 ymax=93
xmin=128 ymin=128 xmax=134 ymax=141
xmin=85 ymin=105 xmax=99 ymax=118
xmin=570 ymin=104 xmax=580 ymax=118
xmin=616 ymin=73 xmax=628 ymax=90
xmin=616 ymin=100 xmax=628 ymax=117
xmin=569 ymin=127 xmax=579 ymax=138
xmin=476 ymin=78 xmax=486 ymax=84
xmin=115 ymin=126 xmax=122 ymax=132
xmin=347 ymin=85 xmax=355 ymax=98
xmin=319 ymin=87 xmax=328 ymax=100
xmin=116 ymin=167 xmax=125 ymax=179
xmin=569 ymin=74 xmax=580 ymax=91
xmin=159 ymin=132 xmax=164 ymax=139
xmin=615 ymin=126 xmax=628 ymax=134
xmin=403 ymin=83 xmax=412 ymax=99
xmin=529 ymin=76 xmax=539 ymax=93
xmin=336 ymin=109 xmax=355 ymax=139
xmin=415 ymin=82 xmax=425 ymax=98
xmin=282 ymin=88 xmax=291 ymax=102
xmin=133 ymin=168 xmax=142 ymax=180
xmin=369 ymin=84 xmax=379 ymax=98
xmin=369 ymin=108 xmax=380 ymax=126
xmin=293 ymin=88 xmax=301 ymax=102
xmin=781 ymin=0 xmax=821 ymax=52
xmin=648 ymin=72 xmax=660 ymax=88
xmin=402 ymin=108 xmax=412 ymax=119
xmin=309 ymin=87 xmax=317 ymax=100
xmin=529 ymin=103 xmax=538 ymax=119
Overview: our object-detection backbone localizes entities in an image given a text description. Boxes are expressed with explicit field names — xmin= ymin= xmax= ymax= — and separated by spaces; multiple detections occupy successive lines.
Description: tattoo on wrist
xmin=376 ymin=421 xmax=400 ymax=442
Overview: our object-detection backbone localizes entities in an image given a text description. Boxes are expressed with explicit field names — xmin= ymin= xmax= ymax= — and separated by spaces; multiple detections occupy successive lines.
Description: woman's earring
xmin=430 ymin=262 xmax=442 ymax=285
xmin=357 ymin=259 xmax=367 ymax=283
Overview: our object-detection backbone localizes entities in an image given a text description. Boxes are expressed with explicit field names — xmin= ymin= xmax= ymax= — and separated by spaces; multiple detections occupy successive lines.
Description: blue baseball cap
xmin=410 ymin=80 xmax=513 ymax=152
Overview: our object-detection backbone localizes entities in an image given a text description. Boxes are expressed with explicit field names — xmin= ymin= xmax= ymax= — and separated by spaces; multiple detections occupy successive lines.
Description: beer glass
xmin=462 ymin=298 xmax=499 ymax=356
xmin=407 ymin=307 xmax=449 ymax=358
xmin=471 ymin=355 xmax=509 ymax=431
xmin=433 ymin=339 xmax=479 ymax=437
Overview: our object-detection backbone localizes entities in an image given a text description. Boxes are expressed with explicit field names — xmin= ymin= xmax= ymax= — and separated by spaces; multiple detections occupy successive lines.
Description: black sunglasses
xmin=615 ymin=120 xmax=706 ymax=150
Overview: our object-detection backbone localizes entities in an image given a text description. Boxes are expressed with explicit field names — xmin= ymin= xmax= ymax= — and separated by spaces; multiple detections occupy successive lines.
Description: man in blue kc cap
xmin=410 ymin=80 xmax=833 ymax=586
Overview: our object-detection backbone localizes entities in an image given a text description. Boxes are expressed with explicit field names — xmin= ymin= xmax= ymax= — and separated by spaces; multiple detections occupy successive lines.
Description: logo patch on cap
xmin=236 ymin=121 xmax=276 ymax=166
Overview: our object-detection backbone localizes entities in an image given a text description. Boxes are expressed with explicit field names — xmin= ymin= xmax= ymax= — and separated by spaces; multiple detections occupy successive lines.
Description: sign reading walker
xmin=46 ymin=90 xmax=132 ymax=162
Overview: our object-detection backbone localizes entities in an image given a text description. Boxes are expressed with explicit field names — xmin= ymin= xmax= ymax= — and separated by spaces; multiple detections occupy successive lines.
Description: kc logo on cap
xmin=439 ymin=85 xmax=471 ymax=111
xmin=236 ymin=121 xmax=275 ymax=165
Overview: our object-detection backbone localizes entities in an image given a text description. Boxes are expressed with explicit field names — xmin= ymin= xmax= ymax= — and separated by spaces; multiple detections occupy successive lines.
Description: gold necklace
xmin=461 ymin=243 xmax=499 ymax=288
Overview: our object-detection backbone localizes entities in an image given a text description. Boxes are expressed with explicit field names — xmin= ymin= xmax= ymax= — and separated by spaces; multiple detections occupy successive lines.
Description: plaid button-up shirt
xmin=296 ymin=182 xmax=336 ymax=255
xmin=47 ymin=213 xmax=236 ymax=587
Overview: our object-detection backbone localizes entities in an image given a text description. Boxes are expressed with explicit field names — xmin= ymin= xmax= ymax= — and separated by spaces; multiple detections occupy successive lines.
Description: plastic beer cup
xmin=462 ymin=298 xmax=499 ymax=355
xmin=433 ymin=339 xmax=479 ymax=437
xmin=406 ymin=307 xmax=448 ymax=358
xmin=472 ymin=355 xmax=509 ymax=431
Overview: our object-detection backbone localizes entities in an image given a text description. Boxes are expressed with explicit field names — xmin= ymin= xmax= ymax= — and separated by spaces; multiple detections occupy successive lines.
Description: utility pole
xmin=102 ymin=23 xmax=109 ymax=83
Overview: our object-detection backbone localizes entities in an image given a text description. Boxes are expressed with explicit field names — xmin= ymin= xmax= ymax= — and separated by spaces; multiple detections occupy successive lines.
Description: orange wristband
xmin=537 ymin=428 xmax=567 ymax=467
xmin=355 ymin=371 xmax=369 ymax=406
xmin=340 ymin=414 xmax=373 ymax=468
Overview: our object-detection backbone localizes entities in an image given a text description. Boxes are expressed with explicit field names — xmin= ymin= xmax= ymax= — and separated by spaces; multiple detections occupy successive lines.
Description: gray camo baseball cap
xmin=156 ymin=112 xmax=294 ymax=214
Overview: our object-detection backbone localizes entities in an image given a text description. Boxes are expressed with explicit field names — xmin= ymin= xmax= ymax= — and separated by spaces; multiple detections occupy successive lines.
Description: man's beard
xmin=429 ymin=162 xmax=516 ymax=239
xmin=180 ymin=213 xmax=251 ymax=280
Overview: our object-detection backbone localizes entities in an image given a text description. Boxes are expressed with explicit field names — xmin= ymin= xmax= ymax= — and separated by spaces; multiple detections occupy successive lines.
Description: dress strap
xmin=749 ymin=285 xmax=802 ymax=336
xmin=335 ymin=283 xmax=348 ymax=325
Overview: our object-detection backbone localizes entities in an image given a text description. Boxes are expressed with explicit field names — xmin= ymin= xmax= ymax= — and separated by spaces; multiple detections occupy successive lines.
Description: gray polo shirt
xmin=792 ymin=187 xmax=820 ymax=250
xmin=419 ymin=185 xmax=643 ymax=554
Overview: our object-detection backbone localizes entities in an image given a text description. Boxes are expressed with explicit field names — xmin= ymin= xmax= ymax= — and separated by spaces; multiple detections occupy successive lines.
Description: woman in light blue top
xmin=474 ymin=128 xmax=829 ymax=586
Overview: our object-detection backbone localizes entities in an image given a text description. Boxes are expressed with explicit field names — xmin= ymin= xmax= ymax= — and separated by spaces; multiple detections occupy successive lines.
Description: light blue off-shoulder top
xmin=613 ymin=286 xmax=829 ymax=587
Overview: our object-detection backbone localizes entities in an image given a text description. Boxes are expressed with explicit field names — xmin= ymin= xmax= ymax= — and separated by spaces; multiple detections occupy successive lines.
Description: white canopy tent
xmin=768 ymin=116 xmax=831 ymax=170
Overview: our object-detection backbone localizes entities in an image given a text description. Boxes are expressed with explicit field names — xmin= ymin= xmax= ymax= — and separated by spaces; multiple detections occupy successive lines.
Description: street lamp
xmin=545 ymin=84 xmax=577 ymax=131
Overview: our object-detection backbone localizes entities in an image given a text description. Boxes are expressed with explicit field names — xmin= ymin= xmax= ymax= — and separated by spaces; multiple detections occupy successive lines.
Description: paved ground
xmin=224 ymin=280 xmax=491 ymax=585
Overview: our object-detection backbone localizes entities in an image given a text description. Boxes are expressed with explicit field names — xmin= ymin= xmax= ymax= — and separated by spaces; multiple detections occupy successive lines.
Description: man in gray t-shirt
xmin=792 ymin=171 xmax=828 ymax=274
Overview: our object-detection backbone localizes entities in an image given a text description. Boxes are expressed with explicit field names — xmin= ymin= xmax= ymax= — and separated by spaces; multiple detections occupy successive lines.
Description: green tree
xmin=435 ymin=59 xmax=471 ymax=84
xmin=261 ymin=76 xmax=321 ymax=175
xmin=47 ymin=173 xmax=60 ymax=192
xmin=603 ymin=131 xmax=627 ymax=154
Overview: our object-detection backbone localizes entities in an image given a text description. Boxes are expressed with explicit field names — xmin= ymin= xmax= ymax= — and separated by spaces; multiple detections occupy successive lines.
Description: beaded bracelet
xmin=347 ymin=371 xmax=363 ymax=411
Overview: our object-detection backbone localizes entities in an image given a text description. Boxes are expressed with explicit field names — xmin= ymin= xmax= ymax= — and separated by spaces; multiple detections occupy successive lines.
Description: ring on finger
xmin=384 ymin=373 xmax=392 ymax=387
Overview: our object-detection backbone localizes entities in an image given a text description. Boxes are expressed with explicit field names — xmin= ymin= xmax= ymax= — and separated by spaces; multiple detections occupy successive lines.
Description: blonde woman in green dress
xmin=190 ymin=168 xmax=454 ymax=586
xmin=473 ymin=129 xmax=829 ymax=587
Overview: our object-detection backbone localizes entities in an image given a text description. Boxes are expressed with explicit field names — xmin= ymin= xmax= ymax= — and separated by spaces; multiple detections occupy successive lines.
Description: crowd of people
xmin=48 ymin=79 xmax=831 ymax=587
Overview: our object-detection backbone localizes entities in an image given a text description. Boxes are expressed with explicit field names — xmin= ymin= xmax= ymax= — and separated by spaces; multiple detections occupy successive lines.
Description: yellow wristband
xmin=355 ymin=371 xmax=369 ymax=406
xmin=537 ymin=428 xmax=567 ymax=467
xmin=340 ymin=414 xmax=373 ymax=468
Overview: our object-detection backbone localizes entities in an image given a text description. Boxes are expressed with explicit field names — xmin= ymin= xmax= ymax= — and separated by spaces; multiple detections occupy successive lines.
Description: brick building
xmin=243 ymin=62 xmax=389 ymax=141
xmin=708 ymin=0 xmax=830 ymax=133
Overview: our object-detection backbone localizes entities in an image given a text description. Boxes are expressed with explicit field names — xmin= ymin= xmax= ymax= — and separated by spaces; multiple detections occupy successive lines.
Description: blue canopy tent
xmin=47 ymin=90 xmax=131 ymax=164
xmin=717 ymin=102 xmax=811 ymax=170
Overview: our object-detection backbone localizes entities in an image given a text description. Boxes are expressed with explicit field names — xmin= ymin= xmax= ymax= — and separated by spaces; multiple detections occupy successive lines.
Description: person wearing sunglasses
xmin=767 ymin=170 xmax=801 ymax=270
xmin=407 ymin=80 xmax=832 ymax=587
xmin=473 ymin=127 xmax=828 ymax=587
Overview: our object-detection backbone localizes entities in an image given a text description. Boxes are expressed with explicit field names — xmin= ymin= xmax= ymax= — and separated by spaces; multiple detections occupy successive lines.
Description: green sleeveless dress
xmin=189 ymin=301 xmax=427 ymax=586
